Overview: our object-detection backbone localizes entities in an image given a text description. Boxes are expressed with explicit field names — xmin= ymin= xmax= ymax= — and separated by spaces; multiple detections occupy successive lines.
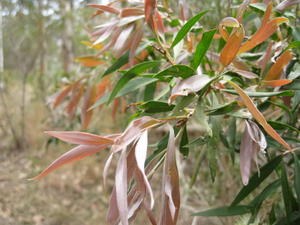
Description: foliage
xmin=30 ymin=0 xmax=300 ymax=225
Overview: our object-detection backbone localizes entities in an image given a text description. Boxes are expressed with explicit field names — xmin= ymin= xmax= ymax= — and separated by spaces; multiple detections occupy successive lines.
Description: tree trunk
xmin=61 ymin=0 xmax=74 ymax=74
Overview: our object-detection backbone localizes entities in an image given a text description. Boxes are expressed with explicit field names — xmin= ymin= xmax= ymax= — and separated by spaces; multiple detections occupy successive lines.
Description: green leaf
xmin=102 ymin=52 xmax=129 ymax=77
xmin=273 ymin=211 xmax=300 ymax=225
xmin=108 ymin=61 xmax=160 ymax=103
xmin=281 ymin=164 xmax=297 ymax=221
xmin=231 ymin=155 xmax=282 ymax=206
xmin=206 ymin=101 xmax=238 ymax=115
xmin=191 ymin=29 xmax=216 ymax=70
xmin=138 ymin=101 xmax=175 ymax=113
xmin=248 ymin=180 xmax=281 ymax=223
xmin=193 ymin=205 xmax=252 ymax=217
xmin=143 ymin=82 xmax=156 ymax=101
xmin=287 ymin=41 xmax=300 ymax=50
xmin=268 ymin=120 xmax=300 ymax=133
xmin=222 ymin=89 xmax=294 ymax=97
xmin=184 ymin=136 xmax=210 ymax=147
xmin=179 ymin=125 xmax=189 ymax=157
xmin=154 ymin=65 xmax=195 ymax=80
xmin=171 ymin=11 xmax=209 ymax=48
xmin=294 ymin=154 xmax=300 ymax=208
xmin=249 ymin=3 xmax=267 ymax=12
xmin=91 ymin=77 xmax=158 ymax=109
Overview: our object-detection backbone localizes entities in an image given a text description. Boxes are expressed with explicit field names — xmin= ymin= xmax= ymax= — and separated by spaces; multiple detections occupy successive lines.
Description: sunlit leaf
xmin=88 ymin=4 xmax=120 ymax=14
xmin=169 ymin=74 xmax=212 ymax=103
xmin=191 ymin=29 xmax=216 ymax=70
xmin=30 ymin=144 xmax=109 ymax=180
xmin=220 ymin=26 xmax=244 ymax=67
xmin=222 ymin=89 xmax=294 ymax=97
xmin=228 ymin=81 xmax=291 ymax=150
xmin=45 ymin=131 xmax=114 ymax=145
xmin=264 ymin=50 xmax=293 ymax=81
xmin=171 ymin=11 xmax=208 ymax=48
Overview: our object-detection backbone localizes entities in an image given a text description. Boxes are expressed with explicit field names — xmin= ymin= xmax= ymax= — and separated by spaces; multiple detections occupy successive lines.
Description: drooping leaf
xmin=193 ymin=205 xmax=252 ymax=217
xmin=171 ymin=11 xmax=208 ymax=48
xmin=179 ymin=125 xmax=189 ymax=157
xmin=231 ymin=155 xmax=282 ymax=206
xmin=30 ymin=144 xmax=109 ymax=180
xmin=228 ymin=81 xmax=292 ymax=150
xmin=45 ymin=131 xmax=114 ymax=145
xmin=88 ymin=4 xmax=120 ymax=14
xmin=52 ymin=84 xmax=73 ymax=108
xmin=134 ymin=131 xmax=154 ymax=208
xmin=294 ymin=154 xmax=300 ymax=208
xmin=191 ymin=29 xmax=216 ymax=70
xmin=222 ymin=89 xmax=294 ymax=97
xmin=112 ymin=116 xmax=163 ymax=153
xmin=159 ymin=125 xmax=180 ymax=225
xmin=240 ymin=120 xmax=266 ymax=185
xmin=81 ymin=85 xmax=97 ymax=129
xmin=231 ymin=68 xmax=258 ymax=79
xmin=115 ymin=149 xmax=129 ymax=225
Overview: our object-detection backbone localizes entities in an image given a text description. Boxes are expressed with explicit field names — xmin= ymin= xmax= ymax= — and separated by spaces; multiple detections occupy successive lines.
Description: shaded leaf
xmin=231 ymin=155 xmax=282 ymax=206
xmin=138 ymin=101 xmax=175 ymax=113
xmin=193 ymin=205 xmax=252 ymax=217
xmin=206 ymin=101 xmax=238 ymax=115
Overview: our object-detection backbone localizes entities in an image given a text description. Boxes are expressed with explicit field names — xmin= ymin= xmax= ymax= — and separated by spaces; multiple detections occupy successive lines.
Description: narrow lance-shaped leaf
xmin=52 ymin=84 xmax=73 ymax=108
xmin=193 ymin=205 xmax=252 ymax=217
xmin=159 ymin=125 xmax=180 ymax=225
xmin=88 ymin=4 xmax=120 ymax=14
xmin=264 ymin=50 xmax=293 ymax=81
xmin=44 ymin=131 xmax=114 ymax=145
xmin=228 ymin=81 xmax=292 ymax=150
xmin=81 ymin=85 xmax=97 ymax=129
xmin=238 ymin=4 xmax=288 ymax=53
xmin=171 ymin=11 xmax=208 ymax=48
xmin=262 ymin=79 xmax=292 ymax=87
xmin=134 ymin=131 xmax=154 ymax=208
xmin=240 ymin=120 xmax=266 ymax=185
xmin=220 ymin=26 xmax=245 ymax=67
xmin=191 ymin=29 xmax=216 ymax=70
xmin=29 ymin=144 xmax=109 ymax=180
xmin=108 ymin=61 xmax=160 ymax=103
xmin=115 ymin=149 xmax=129 ymax=225
xmin=231 ymin=155 xmax=282 ymax=206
